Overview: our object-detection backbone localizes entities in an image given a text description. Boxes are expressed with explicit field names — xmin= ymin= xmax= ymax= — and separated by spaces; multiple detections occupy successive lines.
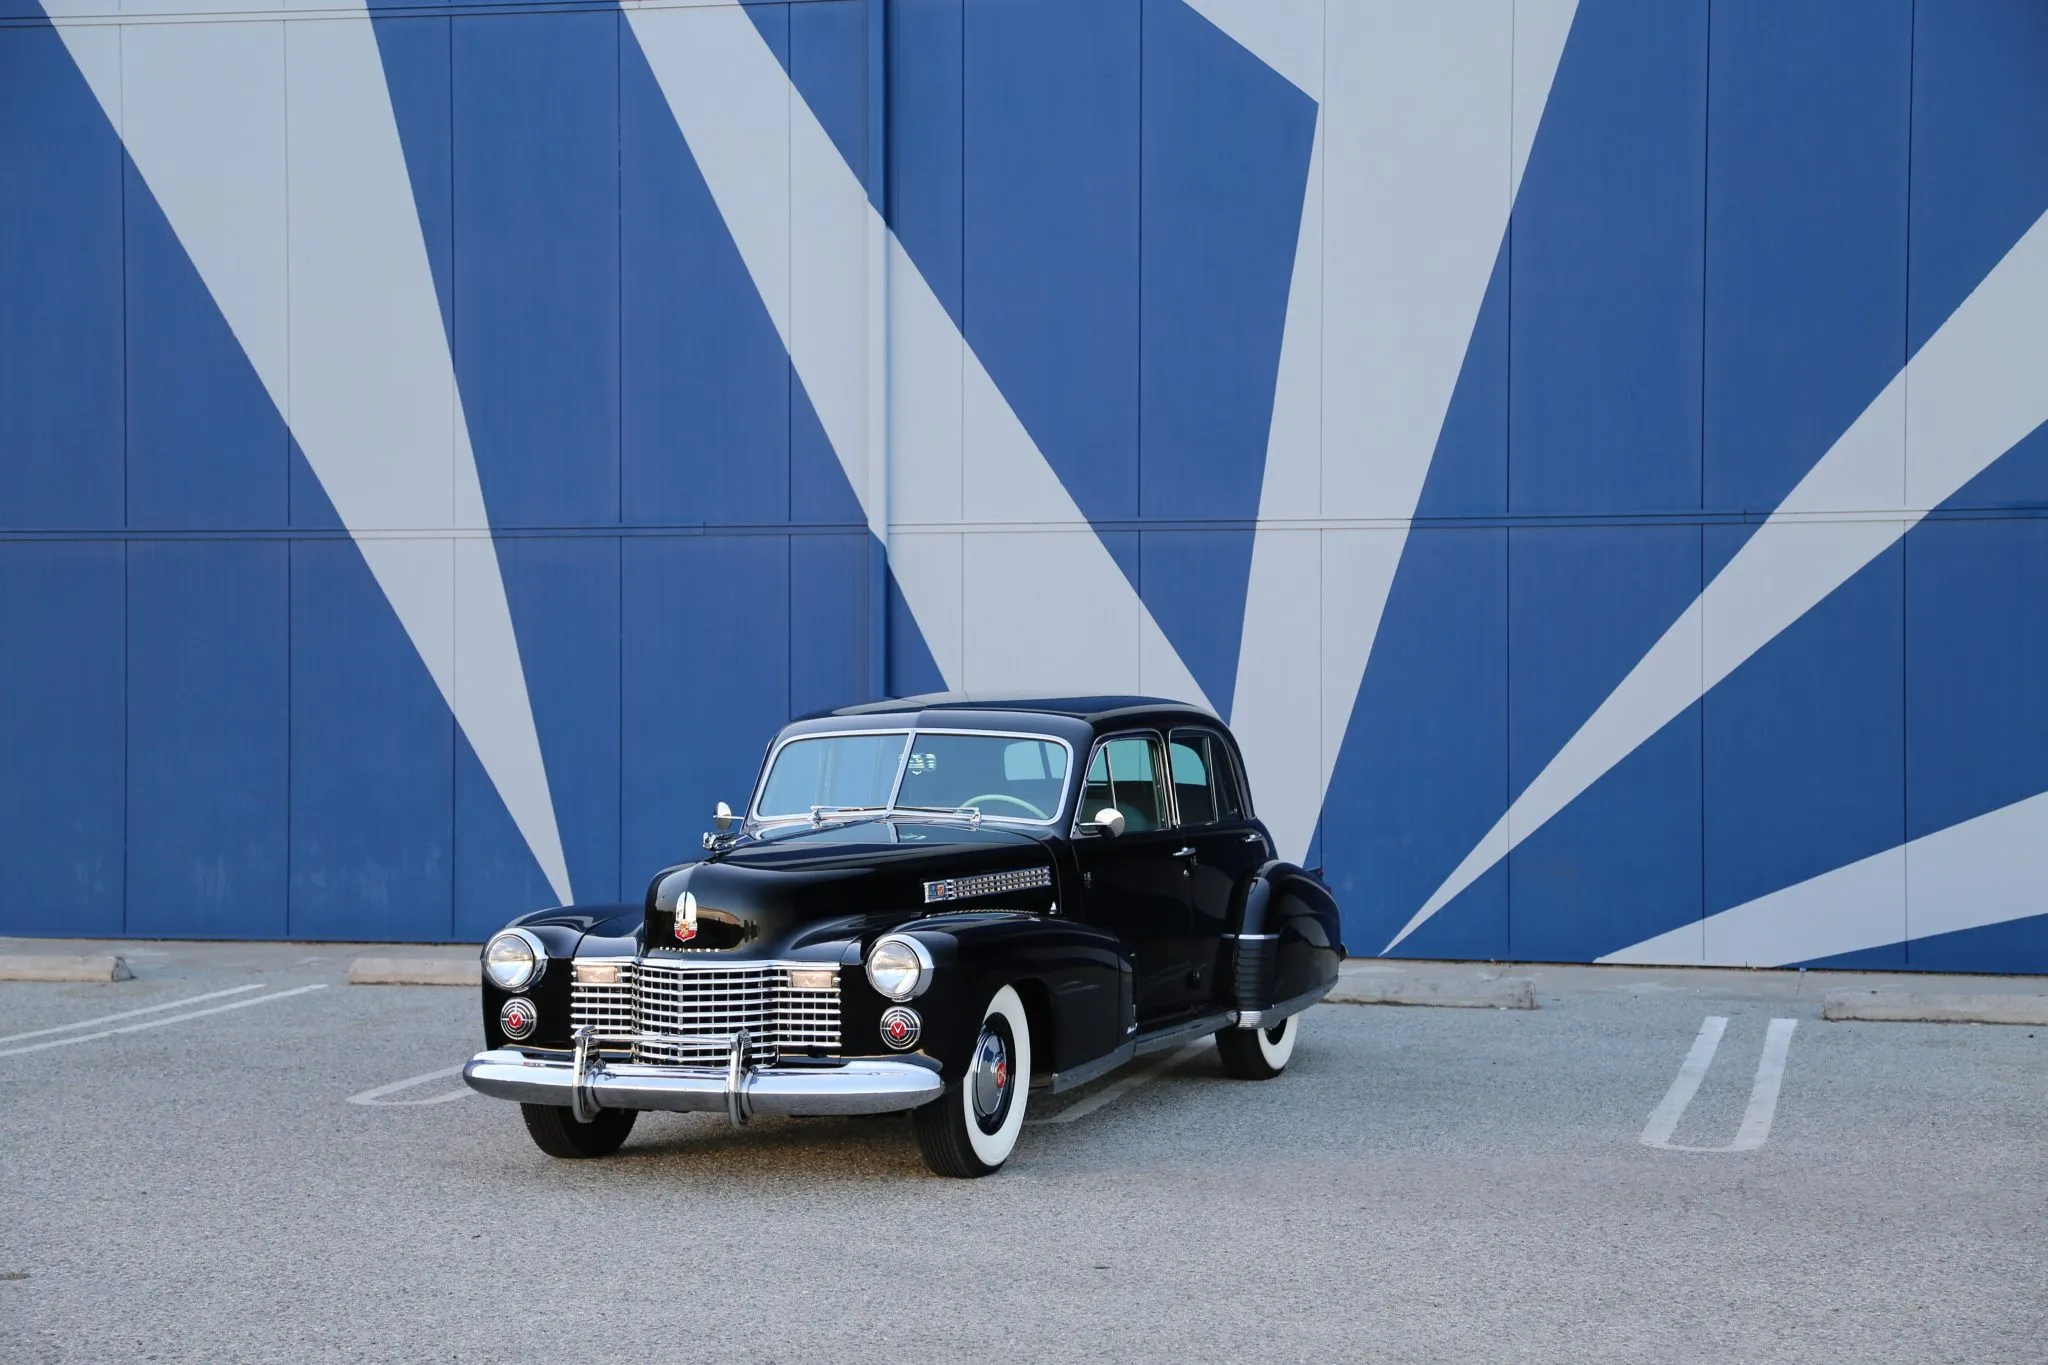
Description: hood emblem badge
xmin=675 ymin=891 xmax=699 ymax=944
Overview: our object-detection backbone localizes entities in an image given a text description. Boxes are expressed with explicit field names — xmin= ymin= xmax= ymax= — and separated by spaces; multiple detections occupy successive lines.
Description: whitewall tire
xmin=913 ymin=984 xmax=1032 ymax=1177
xmin=1216 ymin=1012 xmax=1298 ymax=1080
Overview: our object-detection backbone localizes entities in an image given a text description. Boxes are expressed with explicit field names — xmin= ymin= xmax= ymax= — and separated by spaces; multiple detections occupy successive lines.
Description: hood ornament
xmin=675 ymin=890 xmax=699 ymax=944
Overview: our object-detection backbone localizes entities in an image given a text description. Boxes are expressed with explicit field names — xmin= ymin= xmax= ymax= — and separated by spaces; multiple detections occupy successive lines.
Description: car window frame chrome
xmin=748 ymin=726 xmax=1079 ymax=830
xmin=1072 ymin=728 xmax=1177 ymax=838
xmin=1166 ymin=725 xmax=1249 ymax=829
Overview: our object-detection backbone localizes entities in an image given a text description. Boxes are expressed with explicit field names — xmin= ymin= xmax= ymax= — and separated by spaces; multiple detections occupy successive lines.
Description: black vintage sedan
xmin=463 ymin=694 xmax=1345 ymax=1176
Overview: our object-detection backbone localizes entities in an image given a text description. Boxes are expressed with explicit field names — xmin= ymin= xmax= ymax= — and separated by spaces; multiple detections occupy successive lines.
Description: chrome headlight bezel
xmin=483 ymin=928 xmax=547 ymax=992
xmin=865 ymin=933 xmax=934 ymax=1002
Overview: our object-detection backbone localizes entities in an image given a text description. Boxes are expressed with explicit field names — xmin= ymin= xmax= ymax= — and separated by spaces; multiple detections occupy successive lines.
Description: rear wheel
xmin=914 ymin=984 xmax=1031 ymax=1177
xmin=1216 ymin=1013 xmax=1298 ymax=1080
xmin=520 ymin=1103 xmax=637 ymax=1158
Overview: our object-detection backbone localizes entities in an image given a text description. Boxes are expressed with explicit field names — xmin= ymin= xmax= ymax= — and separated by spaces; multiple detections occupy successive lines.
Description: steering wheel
xmin=961 ymin=793 xmax=1049 ymax=820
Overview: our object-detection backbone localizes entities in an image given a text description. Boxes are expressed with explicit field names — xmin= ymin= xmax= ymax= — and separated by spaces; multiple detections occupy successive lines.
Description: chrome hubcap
xmin=971 ymin=1027 xmax=1010 ymax=1121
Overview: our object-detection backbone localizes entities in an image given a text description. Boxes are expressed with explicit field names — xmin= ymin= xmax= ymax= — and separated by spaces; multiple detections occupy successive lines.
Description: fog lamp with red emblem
xmin=879 ymin=1005 xmax=922 ymax=1051
xmin=499 ymin=996 xmax=537 ymax=1042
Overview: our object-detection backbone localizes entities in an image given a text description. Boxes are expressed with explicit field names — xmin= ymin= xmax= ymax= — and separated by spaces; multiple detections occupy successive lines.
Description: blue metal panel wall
xmin=620 ymin=15 xmax=790 ymax=528
xmin=451 ymin=11 xmax=621 ymax=532
xmin=963 ymin=0 xmax=1140 ymax=525
xmin=126 ymin=541 xmax=289 ymax=938
xmin=0 ymin=543 xmax=124 ymax=936
xmin=503 ymin=537 xmax=623 ymax=907
xmin=1325 ymin=529 xmax=1509 ymax=960
xmin=1506 ymin=525 xmax=1703 ymax=960
xmin=619 ymin=535 xmax=792 ymax=893
xmin=1508 ymin=0 xmax=1706 ymax=518
xmin=0 ymin=26 xmax=123 ymax=530
xmin=4 ymin=0 xmax=2048 ymax=972
xmin=125 ymin=165 xmax=290 ymax=532
xmin=288 ymin=535 xmax=453 ymax=942
xmin=1703 ymin=0 xmax=1911 ymax=519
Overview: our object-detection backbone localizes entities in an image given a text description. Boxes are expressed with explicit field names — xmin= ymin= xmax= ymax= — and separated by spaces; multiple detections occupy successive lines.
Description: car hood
xmin=634 ymin=818 xmax=1061 ymax=957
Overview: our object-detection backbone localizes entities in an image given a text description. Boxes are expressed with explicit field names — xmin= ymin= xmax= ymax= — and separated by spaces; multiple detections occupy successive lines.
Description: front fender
xmin=1226 ymin=864 xmax=1344 ymax=1016
xmin=480 ymin=904 xmax=639 ymax=1049
xmin=874 ymin=913 xmax=1131 ymax=1085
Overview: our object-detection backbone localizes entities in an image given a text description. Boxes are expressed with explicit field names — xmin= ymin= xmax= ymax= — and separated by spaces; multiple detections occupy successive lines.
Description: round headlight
xmin=484 ymin=929 xmax=545 ymax=992
xmin=865 ymin=934 xmax=933 ymax=1002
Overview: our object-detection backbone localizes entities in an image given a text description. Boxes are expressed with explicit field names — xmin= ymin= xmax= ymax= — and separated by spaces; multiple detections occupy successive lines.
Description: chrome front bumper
xmin=463 ymin=1028 xmax=942 ymax=1127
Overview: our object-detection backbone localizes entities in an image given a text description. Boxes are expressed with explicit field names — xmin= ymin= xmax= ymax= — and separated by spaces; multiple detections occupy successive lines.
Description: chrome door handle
xmin=1172 ymin=847 xmax=1196 ymax=859
xmin=1240 ymin=832 xmax=1264 ymax=844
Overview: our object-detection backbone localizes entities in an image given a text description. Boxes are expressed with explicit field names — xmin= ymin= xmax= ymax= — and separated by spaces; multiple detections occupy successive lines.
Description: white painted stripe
xmin=36 ymin=3 xmax=573 ymax=906
xmin=347 ymin=1063 xmax=472 ymax=1107
xmin=1724 ymin=1019 xmax=1797 ymax=1152
xmin=0 ymin=985 xmax=328 ymax=1058
xmin=1227 ymin=3 xmax=1578 ymax=860
xmin=1638 ymin=1016 xmax=1725 ymax=1148
xmin=623 ymin=0 xmax=1211 ymax=710
xmin=1395 ymin=204 xmax=2048 ymax=953
xmin=0 ymin=984 xmax=266 ymax=1047
xmin=1603 ymin=788 xmax=2048 ymax=968
xmin=1643 ymin=1018 xmax=1797 ymax=1153
xmin=1029 ymin=1041 xmax=1209 ymax=1126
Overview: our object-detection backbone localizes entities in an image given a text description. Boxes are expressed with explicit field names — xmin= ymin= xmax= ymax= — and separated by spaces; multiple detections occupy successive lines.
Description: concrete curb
xmin=347 ymin=957 xmax=478 ymax=987
xmin=1821 ymin=990 xmax=2048 ymax=1025
xmin=1328 ymin=975 xmax=1538 ymax=1010
xmin=0 ymin=953 xmax=133 ymax=983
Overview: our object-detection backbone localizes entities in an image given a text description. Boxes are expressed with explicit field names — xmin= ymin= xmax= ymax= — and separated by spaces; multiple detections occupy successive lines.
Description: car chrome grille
xmin=569 ymin=960 xmax=841 ymax=1065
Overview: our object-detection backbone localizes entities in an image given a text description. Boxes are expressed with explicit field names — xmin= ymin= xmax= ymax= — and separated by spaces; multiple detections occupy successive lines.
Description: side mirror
xmin=713 ymin=800 xmax=735 ymax=833
xmin=1088 ymin=807 xmax=1126 ymax=838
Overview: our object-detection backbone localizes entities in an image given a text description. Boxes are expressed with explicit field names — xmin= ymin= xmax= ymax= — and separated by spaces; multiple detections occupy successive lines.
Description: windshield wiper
xmin=808 ymin=804 xmax=889 ymax=828
xmin=891 ymin=804 xmax=985 ymax=828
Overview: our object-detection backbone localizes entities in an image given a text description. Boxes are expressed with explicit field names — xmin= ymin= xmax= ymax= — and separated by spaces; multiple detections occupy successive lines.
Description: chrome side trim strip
xmin=1234 ymin=980 xmax=1334 ymax=1029
xmin=1132 ymin=1008 xmax=1238 ymax=1057
xmin=1041 ymin=1040 xmax=1136 ymax=1095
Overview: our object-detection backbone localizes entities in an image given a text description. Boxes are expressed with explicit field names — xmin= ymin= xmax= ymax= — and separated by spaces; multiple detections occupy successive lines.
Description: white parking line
xmin=1642 ymin=1016 xmax=1798 ymax=1152
xmin=0 ymin=984 xmax=328 ymax=1058
xmin=1641 ymin=1016 xmax=1727 ymax=1147
xmin=0 ymin=984 xmax=266 ymax=1046
xmin=1030 ymin=1041 xmax=1209 ymax=1126
xmin=347 ymin=1064 xmax=473 ymax=1107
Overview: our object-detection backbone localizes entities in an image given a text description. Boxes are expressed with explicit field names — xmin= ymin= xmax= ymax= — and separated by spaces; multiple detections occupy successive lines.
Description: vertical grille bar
xmin=570 ymin=960 xmax=841 ymax=1065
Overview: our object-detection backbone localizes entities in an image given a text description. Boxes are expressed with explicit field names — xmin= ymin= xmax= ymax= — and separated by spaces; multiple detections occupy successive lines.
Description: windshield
xmin=753 ymin=731 xmax=1072 ymax=825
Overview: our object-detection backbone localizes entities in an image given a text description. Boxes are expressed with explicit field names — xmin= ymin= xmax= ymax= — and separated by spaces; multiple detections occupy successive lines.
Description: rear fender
xmin=1226 ymin=864 xmax=1344 ymax=1019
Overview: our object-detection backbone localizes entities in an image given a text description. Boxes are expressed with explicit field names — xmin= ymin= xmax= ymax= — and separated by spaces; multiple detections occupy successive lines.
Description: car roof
xmin=802 ymin=691 xmax=1224 ymax=732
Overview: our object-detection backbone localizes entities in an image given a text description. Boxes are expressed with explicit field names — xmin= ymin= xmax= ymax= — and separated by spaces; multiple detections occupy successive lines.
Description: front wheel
xmin=1216 ymin=1013 xmax=1299 ymax=1080
xmin=914 ymin=984 xmax=1031 ymax=1177
xmin=520 ymin=1102 xmax=637 ymax=1158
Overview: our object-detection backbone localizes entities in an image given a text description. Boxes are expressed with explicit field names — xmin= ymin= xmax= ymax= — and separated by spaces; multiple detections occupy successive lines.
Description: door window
xmin=1168 ymin=730 xmax=1245 ymax=825
xmin=1080 ymin=736 xmax=1169 ymax=833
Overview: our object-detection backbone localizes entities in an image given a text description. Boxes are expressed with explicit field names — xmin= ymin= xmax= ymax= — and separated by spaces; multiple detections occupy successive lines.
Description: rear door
xmin=1168 ymin=729 xmax=1269 ymax=1007
xmin=1070 ymin=733 xmax=1193 ymax=1025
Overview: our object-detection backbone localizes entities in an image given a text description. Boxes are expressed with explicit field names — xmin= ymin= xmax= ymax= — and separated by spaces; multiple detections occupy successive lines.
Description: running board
xmin=1038 ymin=1008 xmax=1240 ymax=1094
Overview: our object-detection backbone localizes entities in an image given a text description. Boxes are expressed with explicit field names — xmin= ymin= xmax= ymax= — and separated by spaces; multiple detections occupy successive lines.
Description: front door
xmin=1168 ymin=729 xmax=1269 ymax=1008
xmin=1070 ymin=733 xmax=1192 ymax=1025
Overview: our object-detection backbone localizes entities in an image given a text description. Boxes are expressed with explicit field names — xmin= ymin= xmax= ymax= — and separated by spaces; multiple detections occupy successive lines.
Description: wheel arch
xmin=890 ymin=913 xmax=1126 ymax=1082
xmin=1227 ymin=861 xmax=1345 ymax=1016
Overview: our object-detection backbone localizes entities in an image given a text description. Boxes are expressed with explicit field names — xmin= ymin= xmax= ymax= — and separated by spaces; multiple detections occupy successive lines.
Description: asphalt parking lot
xmin=1 ymin=946 xmax=2042 ymax=1364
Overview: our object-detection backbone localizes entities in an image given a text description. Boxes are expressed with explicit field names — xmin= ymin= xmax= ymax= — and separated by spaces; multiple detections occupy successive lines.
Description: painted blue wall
xmin=3 ymin=0 xmax=2047 ymax=972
